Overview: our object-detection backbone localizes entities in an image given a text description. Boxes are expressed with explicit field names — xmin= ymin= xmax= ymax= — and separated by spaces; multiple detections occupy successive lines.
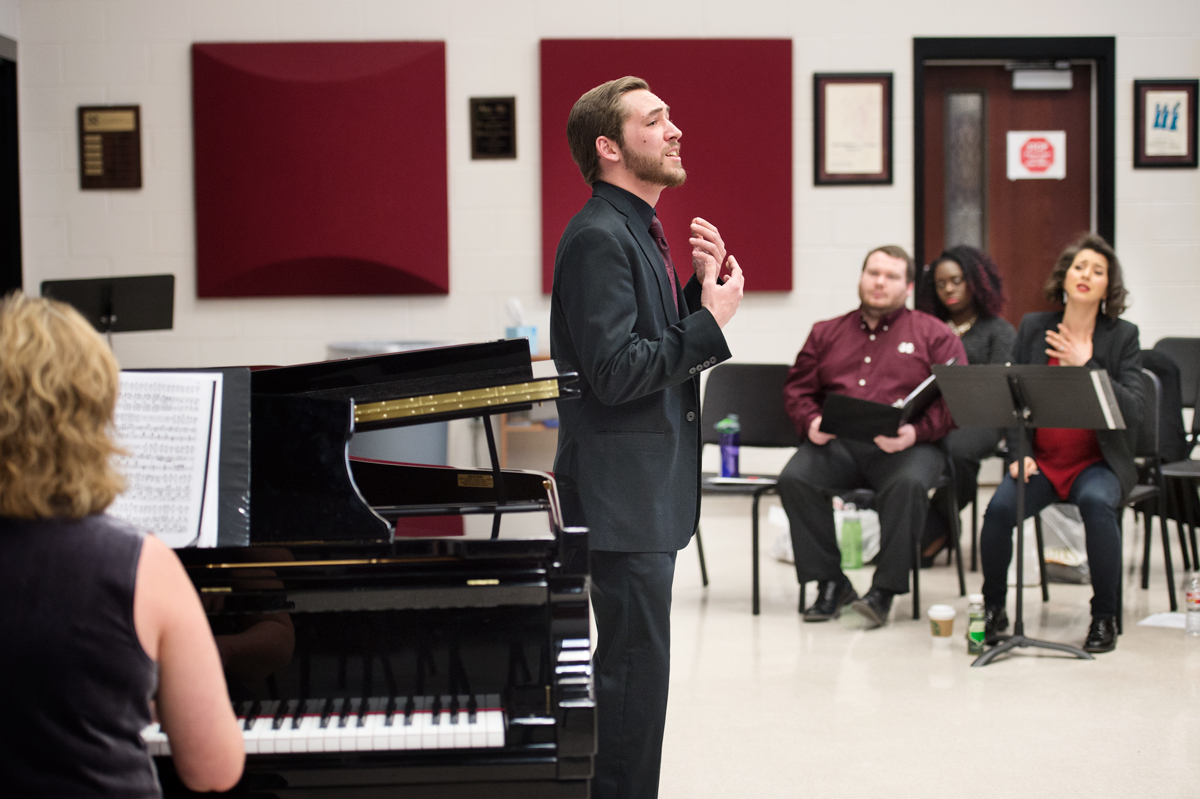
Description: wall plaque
xmin=78 ymin=105 xmax=142 ymax=189
xmin=470 ymin=96 xmax=516 ymax=159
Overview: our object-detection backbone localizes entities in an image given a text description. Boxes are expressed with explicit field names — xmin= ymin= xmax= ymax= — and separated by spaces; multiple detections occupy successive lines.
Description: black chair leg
xmin=970 ymin=495 xmax=979 ymax=572
xmin=1158 ymin=488 xmax=1179 ymax=612
xmin=912 ymin=527 xmax=921 ymax=620
xmin=1034 ymin=514 xmax=1050 ymax=602
xmin=1142 ymin=502 xmax=1153 ymax=590
xmin=751 ymin=491 xmax=763 ymax=616
xmin=799 ymin=582 xmax=806 ymax=613
xmin=694 ymin=526 xmax=709 ymax=587
xmin=1117 ymin=526 xmax=1124 ymax=635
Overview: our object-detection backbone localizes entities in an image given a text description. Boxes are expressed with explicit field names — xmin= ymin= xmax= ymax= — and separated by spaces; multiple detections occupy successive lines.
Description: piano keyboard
xmin=142 ymin=694 xmax=506 ymax=755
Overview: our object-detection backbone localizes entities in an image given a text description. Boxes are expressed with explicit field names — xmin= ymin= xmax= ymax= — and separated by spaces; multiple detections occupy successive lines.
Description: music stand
xmin=41 ymin=274 xmax=174 ymax=346
xmin=933 ymin=364 xmax=1127 ymax=667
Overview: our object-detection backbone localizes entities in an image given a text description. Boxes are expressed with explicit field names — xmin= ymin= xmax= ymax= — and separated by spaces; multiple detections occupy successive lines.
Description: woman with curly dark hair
xmin=916 ymin=246 xmax=1015 ymax=564
xmin=978 ymin=233 xmax=1144 ymax=654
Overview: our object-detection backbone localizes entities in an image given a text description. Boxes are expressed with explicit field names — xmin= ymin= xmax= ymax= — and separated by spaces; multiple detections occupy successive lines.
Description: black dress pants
xmin=589 ymin=550 xmax=677 ymax=799
xmin=777 ymin=438 xmax=945 ymax=594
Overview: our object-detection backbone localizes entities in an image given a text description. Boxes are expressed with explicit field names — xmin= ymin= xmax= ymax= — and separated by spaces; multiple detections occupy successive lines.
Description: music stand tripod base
xmin=971 ymin=633 xmax=1094 ymax=667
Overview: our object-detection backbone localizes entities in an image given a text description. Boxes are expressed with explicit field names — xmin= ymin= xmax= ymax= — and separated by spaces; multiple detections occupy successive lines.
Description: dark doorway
xmin=914 ymin=38 xmax=1115 ymax=327
xmin=0 ymin=35 xmax=19 ymax=295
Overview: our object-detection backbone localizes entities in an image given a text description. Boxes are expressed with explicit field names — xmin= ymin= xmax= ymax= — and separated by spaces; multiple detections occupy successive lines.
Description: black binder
xmin=819 ymin=372 xmax=941 ymax=440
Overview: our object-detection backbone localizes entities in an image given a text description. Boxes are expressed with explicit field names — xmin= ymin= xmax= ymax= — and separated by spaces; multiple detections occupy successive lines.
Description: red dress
xmin=1032 ymin=357 xmax=1105 ymax=499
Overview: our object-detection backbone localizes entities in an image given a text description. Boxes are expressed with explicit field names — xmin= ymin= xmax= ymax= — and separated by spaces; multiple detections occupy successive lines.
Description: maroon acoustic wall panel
xmin=540 ymin=40 xmax=792 ymax=293
xmin=193 ymin=42 xmax=448 ymax=297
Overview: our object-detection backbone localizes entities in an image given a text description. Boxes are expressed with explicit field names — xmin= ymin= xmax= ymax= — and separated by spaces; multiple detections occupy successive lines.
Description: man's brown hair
xmin=1043 ymin=233 xmax=1128 ymax=319
xmin=862 ymin=245 xmax=916 ymax=284
xmin=567 ymin=76 xmax=650 ymax=185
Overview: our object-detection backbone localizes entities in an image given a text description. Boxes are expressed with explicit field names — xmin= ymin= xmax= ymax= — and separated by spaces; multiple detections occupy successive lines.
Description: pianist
xmin=0 ymin=293 xmax=244 ymax=795
xmin=551 ymin=77 xmax=744 ymax=799
xmin=778 ymin=246 xmax=965 ymax=628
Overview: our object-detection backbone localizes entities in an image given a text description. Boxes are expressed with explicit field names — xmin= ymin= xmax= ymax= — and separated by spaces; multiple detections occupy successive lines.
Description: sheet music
xmin=108 ymin=372 xmax=223 ymax=548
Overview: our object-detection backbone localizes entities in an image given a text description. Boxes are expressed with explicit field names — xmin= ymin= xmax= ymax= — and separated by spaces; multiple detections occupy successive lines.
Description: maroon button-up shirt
xmin=784 ymin=306 xmax=966 ymax=444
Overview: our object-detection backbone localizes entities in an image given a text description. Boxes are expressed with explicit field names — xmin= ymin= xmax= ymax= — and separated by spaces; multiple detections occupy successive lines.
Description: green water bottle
xmin=967 ymin=593 xmax=986 ymax=654
xmin=840 ymin=504 xmax=863 ymax=570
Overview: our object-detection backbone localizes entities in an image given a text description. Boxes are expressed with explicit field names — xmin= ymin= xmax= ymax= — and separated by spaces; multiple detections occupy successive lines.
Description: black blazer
xmin=550 ymin=182 xmax=731 ymax=552
xmin=1009 ymin=311 xmax=1145 ymax=500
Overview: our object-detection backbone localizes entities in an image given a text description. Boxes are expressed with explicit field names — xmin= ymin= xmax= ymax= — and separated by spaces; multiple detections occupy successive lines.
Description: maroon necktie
xmin=648 ymin=216 xmax=680 ymax=313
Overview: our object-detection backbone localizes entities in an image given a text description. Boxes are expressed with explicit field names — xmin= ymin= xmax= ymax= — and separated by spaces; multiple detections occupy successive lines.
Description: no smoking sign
xmin=1006 ymin=130 xmax=1066 ymax=180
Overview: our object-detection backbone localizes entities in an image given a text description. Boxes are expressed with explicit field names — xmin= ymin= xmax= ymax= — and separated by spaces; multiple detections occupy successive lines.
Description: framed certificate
xmin=814 ymin=73 xmax=892 ymax=185
xmin=1134 ymin=79 xmax=1197 ymax=169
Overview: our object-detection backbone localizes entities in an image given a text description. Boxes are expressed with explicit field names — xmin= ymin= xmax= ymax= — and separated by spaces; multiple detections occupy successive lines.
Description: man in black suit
xmin=550 ymin=76 xmax=744 ymax=799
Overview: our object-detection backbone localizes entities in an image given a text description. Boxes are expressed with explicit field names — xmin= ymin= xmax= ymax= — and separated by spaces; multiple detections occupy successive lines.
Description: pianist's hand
xmin=874 ymin=423 xmax=916 ymax=453
xmin=1009 ymin=456 xmax=1039 ymax=482
xmin=808 ymin=416 xmax=835 ymax=446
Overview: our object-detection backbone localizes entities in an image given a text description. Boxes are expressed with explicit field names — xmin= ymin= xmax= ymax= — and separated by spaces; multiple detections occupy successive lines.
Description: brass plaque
xmin=470 ymin=96 xmax=516 ymax=160
xmin=78 ymin=105 xmax=142 ymax=189
xmin=82 ymin=109 xmax=137 ymax=132
xmin=457 ymin=473 xmax=495 ymax=489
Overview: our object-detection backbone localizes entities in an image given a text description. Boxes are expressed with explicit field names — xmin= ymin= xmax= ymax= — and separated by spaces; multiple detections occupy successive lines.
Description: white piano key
xmin=366 ymin=698 xmax=390 ymax=751
xmin=140 ymin=723 xmax=169 ymax=757
xmin=340 ymin=699 xmax=364 ymax=752
xmin=469 ymin=695 xmax=487 ymax=749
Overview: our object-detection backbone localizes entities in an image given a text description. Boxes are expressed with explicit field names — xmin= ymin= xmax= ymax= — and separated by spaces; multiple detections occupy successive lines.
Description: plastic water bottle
xmin=840 ymin=503 xmax=863 ymax=570
xmin=1185 ymin=572 xmax=1200 ymax=637
xmin=967 ymin=593 xmax=986 ymax=654
xmin=716 ymin=414 xmax=740 ymax=478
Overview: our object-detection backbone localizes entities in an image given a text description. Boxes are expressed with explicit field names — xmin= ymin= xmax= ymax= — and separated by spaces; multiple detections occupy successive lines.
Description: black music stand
xmin=41 ymin=274 xmax=174 ymax=346
xmin=933 ymin=364 xmax=1127 ymax=667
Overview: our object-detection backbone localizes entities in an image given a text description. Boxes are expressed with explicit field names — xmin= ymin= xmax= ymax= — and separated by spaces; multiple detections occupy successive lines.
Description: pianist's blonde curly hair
xmin=0 ymin=292 xmax=125 ymax=518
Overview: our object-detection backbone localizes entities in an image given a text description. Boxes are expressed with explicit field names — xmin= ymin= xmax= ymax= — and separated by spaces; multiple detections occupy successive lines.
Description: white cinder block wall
xmin=10 ymin=0 xmax=1200 ymax=374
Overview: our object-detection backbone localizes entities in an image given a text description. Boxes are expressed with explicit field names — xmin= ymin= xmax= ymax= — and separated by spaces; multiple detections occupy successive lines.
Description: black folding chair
xmin=698 ymin=363 xmax=799 ymax=615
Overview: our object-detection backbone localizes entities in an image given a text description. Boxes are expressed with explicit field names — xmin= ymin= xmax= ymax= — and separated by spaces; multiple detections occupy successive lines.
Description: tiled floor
xmin=656 ymin=492 xmax=1200 ymax=799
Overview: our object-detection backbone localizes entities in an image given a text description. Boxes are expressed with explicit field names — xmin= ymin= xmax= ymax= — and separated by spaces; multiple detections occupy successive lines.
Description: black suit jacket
xmin=550 ymin=182 xmax=731 ymax=552
xmin=1009 ymin=311 xmax=1145 ymax=500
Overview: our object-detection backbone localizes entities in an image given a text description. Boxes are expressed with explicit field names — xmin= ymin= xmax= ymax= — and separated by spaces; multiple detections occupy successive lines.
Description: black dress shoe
xmin=851 ymin=587 xmax=893 ymax=629
xmin=984 ymin=605 xmax=1009 ymax=645
xmin=1084 ymin=616 xmax=1118 ymax=653
xmin=803 ymin=577 xmax=858 ymax=622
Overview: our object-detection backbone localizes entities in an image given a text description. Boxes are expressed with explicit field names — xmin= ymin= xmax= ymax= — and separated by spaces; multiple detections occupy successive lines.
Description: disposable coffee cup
xmin=928 ymin=605 xmax=956 ymax=645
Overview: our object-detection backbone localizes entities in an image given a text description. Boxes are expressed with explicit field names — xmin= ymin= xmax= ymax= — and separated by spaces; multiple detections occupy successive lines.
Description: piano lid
xmin=249 ymin=339 xmax=577 ymax=430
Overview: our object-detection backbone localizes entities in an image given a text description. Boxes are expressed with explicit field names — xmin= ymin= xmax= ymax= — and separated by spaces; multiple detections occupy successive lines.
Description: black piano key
xmin=319 ymin=697 xmax=335 ymax=729
xmin=385 ymin=696 xmax=397 ymax=727
xmin=350 ymin=697 xmax=366 ymax=728
xmin=295 ymin=698 xmax=321 ymax=730
xmin=403 ymin=695 xmax=416 ymax=727
xmin=468 ymin=694 xmax=479 ymax=724
xmin=430 ymin=695 xmax=442 ymax=726
xmin=244 ymin=700 xmax=262 ymax=731
xmin=486 ymin=693 xmax=501 ymax=712
xmin=449 ymin=694 xmax=460 ymax=724
xmin=273 ymin=699 xmax=296 ymax=731
xmin=337 ymin=697 xmax=353 ymax=729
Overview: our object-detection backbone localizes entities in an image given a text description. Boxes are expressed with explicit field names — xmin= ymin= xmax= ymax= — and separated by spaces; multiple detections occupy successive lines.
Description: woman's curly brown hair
xmin=0 ymin=292 xmax=125 ymax=518
xmin=1043 ymin=233 xmax=1128 ymax=319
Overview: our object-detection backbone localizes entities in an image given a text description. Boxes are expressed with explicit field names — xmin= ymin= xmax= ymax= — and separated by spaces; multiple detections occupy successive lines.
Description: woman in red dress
xmin=978 ymin=234 xmax=1145 ymax=653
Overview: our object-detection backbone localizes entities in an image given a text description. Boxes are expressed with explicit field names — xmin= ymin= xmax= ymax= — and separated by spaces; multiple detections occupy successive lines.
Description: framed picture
xmin=1134 ymin=79 xmax=1197 ymax=168
xmin=814 ymin=73 xmax=892 ymax=185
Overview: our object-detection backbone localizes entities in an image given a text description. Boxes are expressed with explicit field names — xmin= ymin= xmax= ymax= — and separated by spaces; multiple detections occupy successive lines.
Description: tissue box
xmin=505 ymin=325 xmax=538 ymax=355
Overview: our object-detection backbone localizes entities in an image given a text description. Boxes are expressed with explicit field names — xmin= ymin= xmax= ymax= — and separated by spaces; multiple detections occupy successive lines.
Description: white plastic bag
xmin=768 ymin=503 xmax=880 ymax=565
xmin=1038 ymin=503 xmax=1090 ymax=584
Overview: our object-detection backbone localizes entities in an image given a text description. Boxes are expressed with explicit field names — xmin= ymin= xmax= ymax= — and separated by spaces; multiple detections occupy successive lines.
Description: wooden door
xmin=921 ymin=65 xmax=1092 ymax=327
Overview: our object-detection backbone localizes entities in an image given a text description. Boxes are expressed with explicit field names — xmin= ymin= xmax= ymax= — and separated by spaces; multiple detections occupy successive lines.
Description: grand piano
xmin=146 ymin=340 xmax=594 ymax=798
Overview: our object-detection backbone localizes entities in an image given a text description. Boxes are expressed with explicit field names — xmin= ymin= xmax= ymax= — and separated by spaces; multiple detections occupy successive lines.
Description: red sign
xmin=1020 ymin=137 xmax=1055 ymax=173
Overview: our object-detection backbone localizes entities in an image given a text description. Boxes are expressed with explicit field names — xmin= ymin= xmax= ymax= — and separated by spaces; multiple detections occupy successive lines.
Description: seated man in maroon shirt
xmin=778 ymin=245 xmax=966 ymax=628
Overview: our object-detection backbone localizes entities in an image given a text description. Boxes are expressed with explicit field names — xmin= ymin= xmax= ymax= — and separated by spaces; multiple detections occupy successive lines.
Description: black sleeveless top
xmin=0 ymin=514 xmax=161 ymax=797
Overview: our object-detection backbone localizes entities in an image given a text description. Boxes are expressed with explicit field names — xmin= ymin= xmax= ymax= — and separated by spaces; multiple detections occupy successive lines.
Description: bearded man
xmin=549 ymin=76 xmax=744 ymax=799
xmin=777 ymin=246 xmax=965 ymax=629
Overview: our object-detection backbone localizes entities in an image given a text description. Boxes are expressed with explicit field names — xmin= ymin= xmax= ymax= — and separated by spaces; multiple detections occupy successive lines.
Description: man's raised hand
xmin=700 ymin=253 xmax=743 ymax=329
